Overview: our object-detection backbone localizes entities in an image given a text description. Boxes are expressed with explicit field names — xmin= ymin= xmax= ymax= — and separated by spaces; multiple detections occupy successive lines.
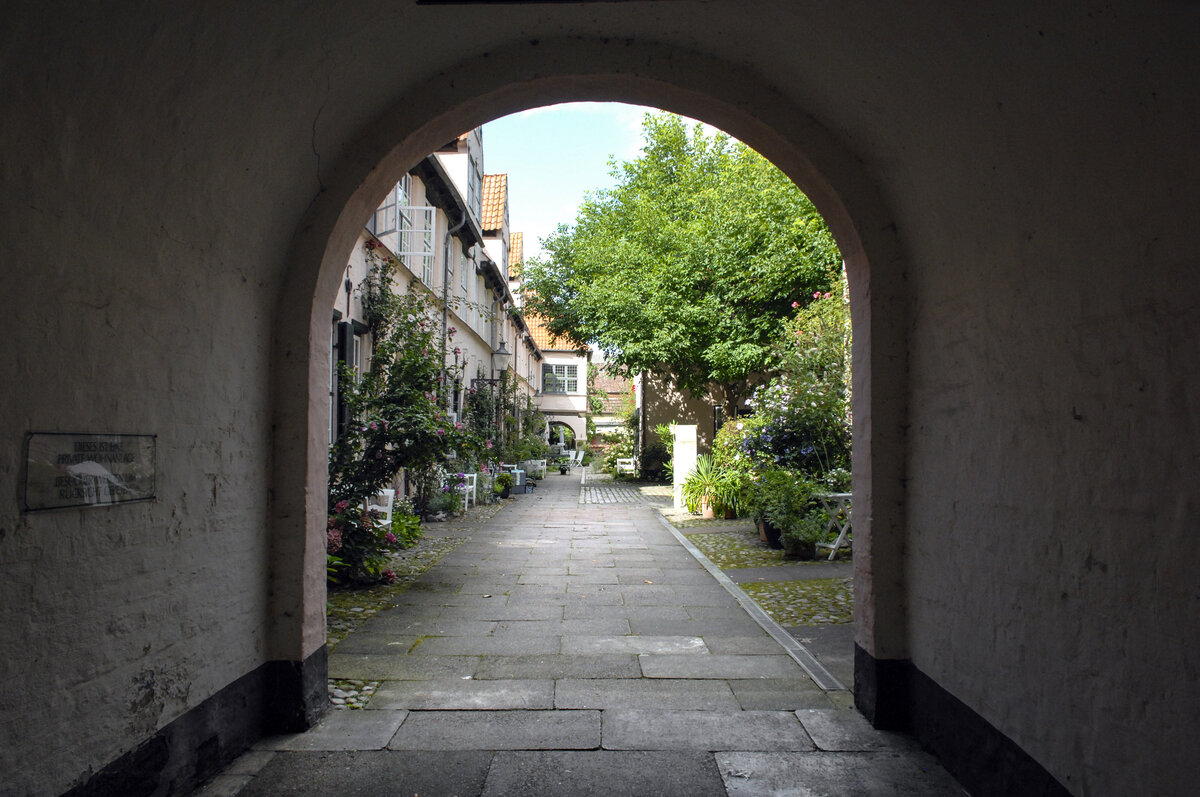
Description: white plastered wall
xmin=1 ymin=3 xmax=1197 ymax=795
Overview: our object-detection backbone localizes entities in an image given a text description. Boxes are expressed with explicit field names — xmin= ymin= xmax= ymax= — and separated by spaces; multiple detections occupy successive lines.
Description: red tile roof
xmin=525 ymin=312 xmax=578 ymax=352
xmin=481 ymin=173 xmax=507 ymax=232
xmin=510 ymin=232 xmax=523 ymax=273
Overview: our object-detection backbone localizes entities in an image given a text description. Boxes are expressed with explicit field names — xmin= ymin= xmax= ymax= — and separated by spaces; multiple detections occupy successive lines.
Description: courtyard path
xmin=198 ymin=469 xmax=963 ymax=796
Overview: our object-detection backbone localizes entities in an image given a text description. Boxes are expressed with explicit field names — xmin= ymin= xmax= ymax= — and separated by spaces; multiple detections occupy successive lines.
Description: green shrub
xmin=425 ymin=489 xmax=462 ymax=516
xmin=782 ymin=506 xmax=830 ymax=557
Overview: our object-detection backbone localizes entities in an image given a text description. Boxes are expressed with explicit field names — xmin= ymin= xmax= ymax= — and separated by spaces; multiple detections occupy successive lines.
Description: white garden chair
xmin=367 ymin=489 xmax=395 ymax=526
xmin=616 ymin=458 xmax=636 ymax=476
xmin=455 ymin=473 xmax=477 ymax=510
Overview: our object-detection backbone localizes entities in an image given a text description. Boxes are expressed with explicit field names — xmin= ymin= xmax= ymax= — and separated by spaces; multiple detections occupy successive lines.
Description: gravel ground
xmin=741 ymin=578 xmax=854 ymax=625
xmin=683 ymin=524 xmax=790 ymax=569
xmin=326 ymin=535 xmax=469 ymax=647
xmin=677 ymin=515 xmax=854 ymax=625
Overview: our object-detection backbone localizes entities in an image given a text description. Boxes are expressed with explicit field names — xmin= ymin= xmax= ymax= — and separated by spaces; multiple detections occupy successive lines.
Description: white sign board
xmin=24 ymin=433 xmax=157 ymax=511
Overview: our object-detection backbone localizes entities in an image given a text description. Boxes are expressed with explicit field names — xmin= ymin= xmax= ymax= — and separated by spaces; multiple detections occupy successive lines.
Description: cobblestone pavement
xmin=197 ymin=468 xmax=964 ymax=797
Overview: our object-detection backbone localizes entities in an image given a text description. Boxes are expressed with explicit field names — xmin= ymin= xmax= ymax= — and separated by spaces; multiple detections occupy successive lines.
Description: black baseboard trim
xmin=265 ymin=645 xmax=329 ymax=734
xmin=854 ymin=644 xmax=1071 ymax=797
xmin=63 ymin=647 xmax=328 ymax=797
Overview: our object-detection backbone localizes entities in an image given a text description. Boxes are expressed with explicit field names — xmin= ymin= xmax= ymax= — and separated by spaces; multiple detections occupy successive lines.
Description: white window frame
xmin=542 ymin=364 xmax=578 ymax=394
xmin=369 ymin=176 xmax=410 ymax=236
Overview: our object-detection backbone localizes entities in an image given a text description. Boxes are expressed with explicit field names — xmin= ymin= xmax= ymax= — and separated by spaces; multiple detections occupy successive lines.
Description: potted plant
xmin=757 ymin=469 xmax=823 ymax=558
xmin=782 ymin=506 xmax=830 ymax=560
xmin=682 ymin=455 xmax=726 ymax=519
xmin=493 ymin=471 xmax=514 ymax=499
xmin=745 ymin=468 xmax=789 ymax=548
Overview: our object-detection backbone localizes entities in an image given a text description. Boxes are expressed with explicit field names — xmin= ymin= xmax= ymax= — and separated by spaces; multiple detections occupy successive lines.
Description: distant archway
xmin=547 ymin=422 xmax=577 ymax=448
xmin=271 ymin=37 xmax=910 ymax=726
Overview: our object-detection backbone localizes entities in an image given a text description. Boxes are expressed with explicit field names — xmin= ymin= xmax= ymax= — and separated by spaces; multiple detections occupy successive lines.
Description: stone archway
xmin=270 ymin=37 xmax=910 ymax=728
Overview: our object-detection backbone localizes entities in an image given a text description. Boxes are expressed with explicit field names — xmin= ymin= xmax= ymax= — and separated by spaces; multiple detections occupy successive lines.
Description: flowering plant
xmin=326 ymin=498 xmax=415 ymax=584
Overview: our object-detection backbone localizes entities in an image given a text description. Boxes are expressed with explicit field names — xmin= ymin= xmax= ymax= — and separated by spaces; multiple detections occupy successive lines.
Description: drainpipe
xmin=441 ymin=212 xmax=467 ymax=407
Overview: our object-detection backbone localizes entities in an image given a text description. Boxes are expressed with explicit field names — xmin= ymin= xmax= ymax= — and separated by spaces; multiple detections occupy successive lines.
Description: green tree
xmin=522 ymin=113 xmax=841 ymax=412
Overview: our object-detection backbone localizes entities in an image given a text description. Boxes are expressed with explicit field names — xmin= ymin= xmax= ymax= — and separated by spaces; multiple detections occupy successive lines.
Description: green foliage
xmin=326 ymin=497 xmax=412 ymax=585
xmin=425 ymin=489 xmax=462 ymax=516
xmin=746 ymin=468 xmax=824 ymax=549
xmin=469 ymin=376 xmax=548 ymax=467
xmin=681 ymin=454 xmax=742 ymax=515
xmin=741 ymin=278 xmax=851 ymax=481
xmin=493 ymin=472 xmax=514 ymax=492
xmin=522 ymin=112 xmax=841 ymax=410
xmin=782 ymin=507 xmax=831 ymax=557
xmin=390 ymin=507 xmax=423 ymax=548
xmin=329 ymin=246 xmax=480 ymax=520
xmin=637 ymin=422 xmax=674 ymax=484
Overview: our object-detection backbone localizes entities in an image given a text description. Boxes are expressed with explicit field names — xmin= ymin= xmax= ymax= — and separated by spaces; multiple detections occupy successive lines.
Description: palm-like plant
xmin=682 ymin=455 xmax=737 ymax=516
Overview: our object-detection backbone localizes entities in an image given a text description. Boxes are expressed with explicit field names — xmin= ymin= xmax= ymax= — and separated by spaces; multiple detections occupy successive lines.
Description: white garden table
xmin=816 ymin=492 xmax=852 ymax=561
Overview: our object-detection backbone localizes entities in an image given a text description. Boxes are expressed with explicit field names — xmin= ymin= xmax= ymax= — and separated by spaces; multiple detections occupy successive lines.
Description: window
xmin=397 ymin=206 xmax=435 ymax=284
xmin=368 ymin=175 xmax=410 ymax=236
xmin=542 ymin=364 xmax=578 ymax=394
xmin=467 ymin=155 xmax=483 ymax=223
xmin=459 ymin=247 xmax=469 ymax=294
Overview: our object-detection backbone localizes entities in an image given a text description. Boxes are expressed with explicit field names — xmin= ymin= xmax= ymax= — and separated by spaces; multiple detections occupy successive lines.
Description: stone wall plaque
xmin=23 ymin=433 xmax=156 ymax=511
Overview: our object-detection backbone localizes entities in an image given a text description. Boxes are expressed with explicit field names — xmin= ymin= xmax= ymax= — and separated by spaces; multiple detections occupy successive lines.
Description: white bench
xmin=616 ymin=458 xmax=636 ymax=476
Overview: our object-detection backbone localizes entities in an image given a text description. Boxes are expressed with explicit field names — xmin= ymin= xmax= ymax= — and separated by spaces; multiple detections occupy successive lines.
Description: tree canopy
xmin=521 ymin=113 xmax=841 ymax=410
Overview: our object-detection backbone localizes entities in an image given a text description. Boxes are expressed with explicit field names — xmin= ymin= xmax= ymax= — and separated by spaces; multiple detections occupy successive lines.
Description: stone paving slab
xmin=327 ymin=653 xmax=479 ymax=681
xmin=482 ymin=750 xmax=728 ymax=797
xmin=444 ymin=602 xmax=564 ymax=622
xmin=629 ymin=616 xmax=765 ymax=636
xmin=639 ymin=653 xmax=811 ymax=680
xmin=366 ymin=616 xmax=499 ymax=636
xmin=491 ymin=618 xmax=631 ymax=636
xmin=562 ymin=604 xmax=690 ymax=622
xmin=554 ymin=678 xmax=741 ymax=710
xmin=728 ymin=678 xmax=842 ymax=711
xmin=235 ymin=750 xmax=494 ymax=797
xmin=369 ymin=678 xmax=555 ymax=710
xmin=602 ymin=709 xmax=816 ymax=752
xmin=388 ymin=709 xmax=601 ymax=750
xmin=797 ymin=708 xmax=920 ymax=752
xmin=328 ymin=632 xmax=424 ymax=655
xmin=474 ymin=654 xmax=642 ymax=680
xmin=702 ymin=634 xmax=791 ymax=655
xmin=561 ymin=634 xmax=708 ymax=656
xmin=716 ymin=751 xmax=967 ymax=796
xmin=413 ymin=634 xmax=561 ymax=656
xmin=256 ymin=709 xmax=408 ymax=752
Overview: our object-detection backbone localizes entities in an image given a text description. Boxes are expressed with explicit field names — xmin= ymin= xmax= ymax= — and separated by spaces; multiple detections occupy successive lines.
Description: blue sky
xmin=480 ymin=102 xmax=658 ymax=260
